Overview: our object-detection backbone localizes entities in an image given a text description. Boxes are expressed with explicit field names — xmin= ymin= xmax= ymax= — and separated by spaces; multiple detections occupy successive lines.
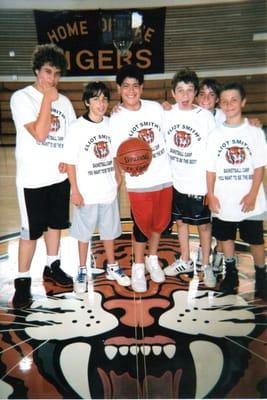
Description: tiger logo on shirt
xmin=94 ymin=141 xmax=109 ymax=158
xmin=174 ymin=131 xmax=191 ymax=148
xmin=50 ymin=114 xmax=60 ymax=132
xmin=138 ymin=128 xmax=154 ymax=144
xmin=225 ymin=146 xmax=246 ymax=164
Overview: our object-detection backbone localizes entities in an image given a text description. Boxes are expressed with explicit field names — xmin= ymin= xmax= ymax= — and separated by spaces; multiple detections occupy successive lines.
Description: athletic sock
xmin=17 ymin=271 xmax=30 ymax=278
xmin=47 ymin=255 xmax=59 ymax=268
xmin=255 ymin=264 xmax=266 ymax=269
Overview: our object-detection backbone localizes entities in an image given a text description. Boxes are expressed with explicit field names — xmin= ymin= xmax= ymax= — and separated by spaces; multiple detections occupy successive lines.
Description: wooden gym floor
xmin=0 ymin=146 xmax=266 ymax=399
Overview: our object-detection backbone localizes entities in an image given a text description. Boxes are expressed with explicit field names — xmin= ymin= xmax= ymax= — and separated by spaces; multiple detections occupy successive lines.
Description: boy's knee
xmin=198 ymin=223 xmax=211 ymax=233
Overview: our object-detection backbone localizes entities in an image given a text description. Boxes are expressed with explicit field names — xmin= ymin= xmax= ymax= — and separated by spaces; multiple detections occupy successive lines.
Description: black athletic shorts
xmin=172 ymin=188 xmax=211 ymax=225
xmin=212 ymin=218 xmax=264 ymax=245
xmin=19 ymin=179 xmax=70 ymax=240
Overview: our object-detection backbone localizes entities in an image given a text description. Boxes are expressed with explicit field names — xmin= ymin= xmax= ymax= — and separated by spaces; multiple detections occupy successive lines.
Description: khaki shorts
xmin=70 ymin=197 xmax=122 ymax=242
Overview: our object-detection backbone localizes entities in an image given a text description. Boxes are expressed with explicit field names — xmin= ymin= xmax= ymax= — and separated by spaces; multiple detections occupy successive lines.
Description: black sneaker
xmin=43 ymin=260 xmax=73 ymax=288
xmin=12 ymin=277 xmax=32 ymax=309
xmin=195 ymin=245 xmax=203 ymax=273
xmin=255 ymin=266 xmax=267 ymax=300
xmin=220 ymin=261 xmax=239 ymax=294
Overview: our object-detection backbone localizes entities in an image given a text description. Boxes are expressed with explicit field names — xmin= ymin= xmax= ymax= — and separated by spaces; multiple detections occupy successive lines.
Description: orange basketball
xmin=116 ymin=137 xmax=152 ymax=174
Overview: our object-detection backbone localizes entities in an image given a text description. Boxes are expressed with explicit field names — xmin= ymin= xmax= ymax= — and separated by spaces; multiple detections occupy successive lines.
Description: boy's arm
xmin=66 ymin=164 xmax=84 ymax=207
xmin=25 ymin=87 xmax=59 ymax=142
xmin=240 ymin=166 xmax=265 ymax=212
xmin=113 ymin=158 xmax=123 ymax=190
xmin=206 ymin=171 xmax=220 ymax=213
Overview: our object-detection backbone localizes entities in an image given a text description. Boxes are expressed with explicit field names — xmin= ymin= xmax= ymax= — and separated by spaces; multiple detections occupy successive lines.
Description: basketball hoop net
xmin=113 ymin=39 xmax=133 ymax=57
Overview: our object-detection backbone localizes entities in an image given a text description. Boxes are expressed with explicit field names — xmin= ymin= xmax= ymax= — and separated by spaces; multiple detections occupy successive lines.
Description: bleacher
xmin=1 ymin=74 xmax=266 ymax=146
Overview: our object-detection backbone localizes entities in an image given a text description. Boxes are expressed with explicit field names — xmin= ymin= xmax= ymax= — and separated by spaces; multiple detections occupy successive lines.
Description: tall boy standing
xmin=206 ymin=82 xmax=266 ymax=297
xmin=110 ymin=64 xmax=173 ymax=293
xmin=163 ymin=68 xmax=216 ymax=288
xmin=10 ymin=44 xmax=76 ymax=308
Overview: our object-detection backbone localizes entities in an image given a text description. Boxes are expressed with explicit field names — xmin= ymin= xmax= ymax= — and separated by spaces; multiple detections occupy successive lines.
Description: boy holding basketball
xmin=163 ymin=68 xmax=217 ymax=288
xmin=62 ymin=81 xmax=130 ymax=291
xmin=110 ymin=64 xmax=173 ymax=293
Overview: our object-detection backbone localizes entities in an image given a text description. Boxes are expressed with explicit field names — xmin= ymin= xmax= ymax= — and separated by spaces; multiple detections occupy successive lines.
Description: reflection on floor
xmin=0 ymin=233 xmax=266 ymax=399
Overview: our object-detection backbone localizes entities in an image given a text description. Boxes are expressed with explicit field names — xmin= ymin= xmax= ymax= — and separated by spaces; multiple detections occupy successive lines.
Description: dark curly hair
xmin=199 ymin=78 xmax=222 ymax=98
xmin=171 ymin=67 xmax=199 ymax=94
xmin=116 ymin=64 xmax=144 ymax=86
xmin=31 ymin=43 xmax=67 ymax=76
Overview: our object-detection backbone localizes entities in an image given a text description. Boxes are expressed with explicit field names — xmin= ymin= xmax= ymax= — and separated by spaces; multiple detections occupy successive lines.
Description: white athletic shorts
xmin=70 ymin=197 xmax=122 ymax=242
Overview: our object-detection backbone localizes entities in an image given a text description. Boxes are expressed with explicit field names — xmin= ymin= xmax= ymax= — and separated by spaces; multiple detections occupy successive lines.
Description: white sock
xmin=107 ymin=262 xmax=118 ymax=267
xmin=17 ymin=271 xmax=30 ymax=278
xmin=255 ymin=264 xmax=265 ymax=269
xmin=133 ymin=263 xmax=144 ymax=268
xmin=47 ymin=255 xmax=59 ymax=267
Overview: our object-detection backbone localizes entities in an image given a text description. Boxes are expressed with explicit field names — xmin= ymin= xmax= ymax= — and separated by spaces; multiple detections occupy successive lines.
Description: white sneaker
xmin=203 ymin=265 xmax=216 ymax=288
xmin=106 ymin=264 xmax=131 ymax=287
xmin=145 ymin=255 xmax=165 ymax=283
xmin=89 ymin=252 xmax=96 ymax=269
xmin=131 ymin=263 xmax=147 ymax=292
xmin=74 ymin=267 xmax=87 ymax=294
xmin=164 ymin=258 xmax=194 ymax=276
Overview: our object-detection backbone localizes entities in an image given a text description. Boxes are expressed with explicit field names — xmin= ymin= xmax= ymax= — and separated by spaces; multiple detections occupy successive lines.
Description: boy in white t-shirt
xmin=110 ymin=65 xmax=173 ymax=293
xmin=206 ymin=82 xmax=266 ymax=297
xmin=10 ymin=44 xmax=76 ymax=309
xmin=193 ymin=78 xmax=264 ymax=277
xmin=197 ymin=79 xmax=226 ymax=125
xmin=63 ymin=82 xmax=130 ymax=292
xmin=195 ymin=79 xmax=225 ymax=273
xmin=163 ymin=68 xmax=217 ymax=288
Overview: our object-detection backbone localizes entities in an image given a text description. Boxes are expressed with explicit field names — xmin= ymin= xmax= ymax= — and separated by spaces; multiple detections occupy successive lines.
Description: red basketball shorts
xmin=128 ymin=186 xmax=172 ymax=241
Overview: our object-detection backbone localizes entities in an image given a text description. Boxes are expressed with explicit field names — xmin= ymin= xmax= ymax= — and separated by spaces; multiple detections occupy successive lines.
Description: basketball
xmin=116 ymin=137 xmax=152 ymax=174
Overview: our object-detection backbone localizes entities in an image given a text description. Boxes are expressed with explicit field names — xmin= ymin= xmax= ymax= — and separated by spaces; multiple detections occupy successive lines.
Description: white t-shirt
xmin=62 ymin=115 xmax=117 ymax=204
xmin=10 ymin=85 xmax=76 ymax=188
xmin=214 ymin=108 xmax=226 ymax=126
xmin=164 ymin=104 xmax=216 ymax=195
xmin=109 ymin=99 xmax=172 ymax=191
xmin=206 ymin=120 xmax=267 ymax=221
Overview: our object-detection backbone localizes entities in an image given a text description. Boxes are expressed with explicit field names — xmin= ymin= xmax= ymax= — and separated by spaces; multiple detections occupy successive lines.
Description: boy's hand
xmin=39 ymin=80 xmax=59 ymax=102
xmin=161 ymin=101 xmax=172 ymax=111
xmin=110 ymin=102 xmax=122 ymax=114
xmin=58 ymin=162 xmax=67 ymax=173
xmin=207 ymin=194 xmax=220 ymax=213
xmin=129 ymin=169 xmax=145 ymax=177
xmin=240 ymin=192 xmax=256 ymax=212
xmin=71 ymin=191 xmax=84 ymax=208
xmin=248 ymin=117 xmax=262 ymax=128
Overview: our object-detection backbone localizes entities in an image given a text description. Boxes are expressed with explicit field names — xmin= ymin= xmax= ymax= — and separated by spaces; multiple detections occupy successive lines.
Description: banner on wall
xmin=34 ymin=9 xmax=165 ymax=76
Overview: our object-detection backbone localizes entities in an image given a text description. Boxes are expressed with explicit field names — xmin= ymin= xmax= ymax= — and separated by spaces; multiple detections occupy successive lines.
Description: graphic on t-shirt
xmin=174 ymin=131 xmax=191 ymax=148
xmin=94 ymin=141 xmax=109 ymax=158
xmin=50 ymin=114 xmax=60 ymax=132
xmin=225 ymin=146 xmax=246 ymax=165
xmin=138 ymin=128 xmax=154 ymax=144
